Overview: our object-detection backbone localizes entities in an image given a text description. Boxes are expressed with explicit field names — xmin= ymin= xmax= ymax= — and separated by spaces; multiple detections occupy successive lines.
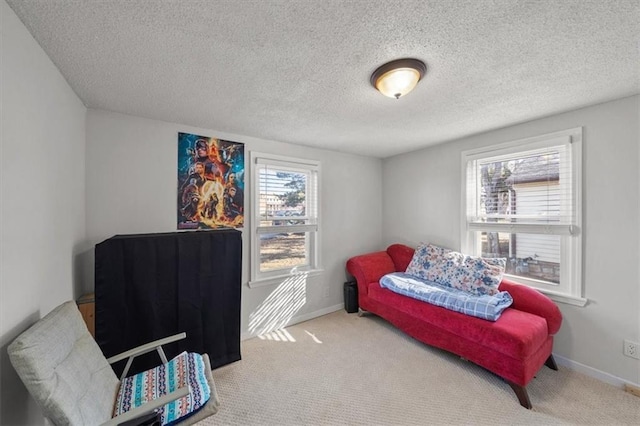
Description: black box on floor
xmin=343 ymin=281 xmax=358 ymax=313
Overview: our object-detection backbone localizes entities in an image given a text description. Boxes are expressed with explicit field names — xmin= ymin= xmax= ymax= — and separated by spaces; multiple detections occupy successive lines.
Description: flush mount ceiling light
xmin=370 ymin=58 xmax=427 ymax=99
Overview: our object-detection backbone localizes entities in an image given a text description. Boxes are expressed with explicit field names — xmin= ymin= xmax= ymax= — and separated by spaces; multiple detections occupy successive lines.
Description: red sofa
xmin=346 ymin=244 xmax=562 ymax=409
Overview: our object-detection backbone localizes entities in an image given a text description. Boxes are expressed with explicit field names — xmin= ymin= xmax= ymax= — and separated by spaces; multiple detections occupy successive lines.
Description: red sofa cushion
xmin=368 ymin=282 xmax=548 ymax=360
xmin=386 ymin=244 xmax=415 ymax=271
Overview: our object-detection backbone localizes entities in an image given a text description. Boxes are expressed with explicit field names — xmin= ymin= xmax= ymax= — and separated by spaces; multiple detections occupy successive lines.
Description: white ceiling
xmin=7 ymin=0 xmax=640 ymax=158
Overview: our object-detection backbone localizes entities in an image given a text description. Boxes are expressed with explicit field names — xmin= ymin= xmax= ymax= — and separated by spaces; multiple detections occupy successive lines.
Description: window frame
xmin=460 ymin=128 xmax=586 ymax=306
xmin=249 ymin=151 xmax=321 ymax=287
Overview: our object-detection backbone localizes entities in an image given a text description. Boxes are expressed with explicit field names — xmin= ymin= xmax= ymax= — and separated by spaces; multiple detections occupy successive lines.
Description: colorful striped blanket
xmin=113 ymin=351 xmax=211 ymax=425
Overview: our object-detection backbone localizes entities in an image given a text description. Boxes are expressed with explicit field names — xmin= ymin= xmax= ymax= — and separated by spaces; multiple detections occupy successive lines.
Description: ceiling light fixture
xmin=370 ymin=58 xmax=427 ymax=99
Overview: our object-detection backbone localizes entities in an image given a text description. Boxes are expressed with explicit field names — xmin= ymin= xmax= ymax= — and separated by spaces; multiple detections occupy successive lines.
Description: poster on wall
xmin=177 ymin=132 xmax=245 ymax=229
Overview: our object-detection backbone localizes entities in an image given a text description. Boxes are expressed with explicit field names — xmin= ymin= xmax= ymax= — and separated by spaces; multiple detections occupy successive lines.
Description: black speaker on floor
xmin=343 ymin=281 xmax=358 ymax=313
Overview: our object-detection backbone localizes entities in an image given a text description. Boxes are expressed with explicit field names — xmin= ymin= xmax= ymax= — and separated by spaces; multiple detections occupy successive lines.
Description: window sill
xmin=502 ymin=274 xmax=587 ymax=307
xmin=535 ymin=288 xmax=588 ymax=307
xmin=248 ymin=268 xmax=324 ymax=289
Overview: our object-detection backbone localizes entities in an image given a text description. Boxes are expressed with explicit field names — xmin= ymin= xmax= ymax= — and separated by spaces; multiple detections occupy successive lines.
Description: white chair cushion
xmin=8 ymin=301 xmax=120 ymax=425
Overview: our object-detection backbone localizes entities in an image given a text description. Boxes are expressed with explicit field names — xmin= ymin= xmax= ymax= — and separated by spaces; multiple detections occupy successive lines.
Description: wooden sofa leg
xmin=507 ymin=381 xmax=532 ymax=409
xmin=545 ymin=354 xmax=558 ymax=371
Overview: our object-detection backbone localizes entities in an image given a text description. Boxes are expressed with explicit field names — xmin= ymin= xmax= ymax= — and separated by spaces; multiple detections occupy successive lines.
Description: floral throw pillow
xmin=405 ymin=243 xmax=506 ymax=296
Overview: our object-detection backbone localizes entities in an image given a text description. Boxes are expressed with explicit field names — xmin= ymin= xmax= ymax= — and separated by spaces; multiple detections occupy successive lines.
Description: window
xmin=249 ymin=152 xmax=320 ymax=285
xmin=461 ymin=128 xmax=585 ymax=305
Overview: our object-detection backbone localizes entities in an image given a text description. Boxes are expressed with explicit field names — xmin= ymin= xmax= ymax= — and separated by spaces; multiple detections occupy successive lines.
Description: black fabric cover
xmin=95 ymin=230 xmax=242 ymax=376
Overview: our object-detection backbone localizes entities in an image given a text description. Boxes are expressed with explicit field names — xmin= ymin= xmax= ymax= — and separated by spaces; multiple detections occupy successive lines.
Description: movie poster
xmin=177 ymin=132 xmax=245 ymax=229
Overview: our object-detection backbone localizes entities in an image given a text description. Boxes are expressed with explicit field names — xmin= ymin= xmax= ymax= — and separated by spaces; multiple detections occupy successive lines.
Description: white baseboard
xmin=241 ymin=303 xmax=343 ymax=341
xmin=554 ymin=353 xmax=640 ymax=389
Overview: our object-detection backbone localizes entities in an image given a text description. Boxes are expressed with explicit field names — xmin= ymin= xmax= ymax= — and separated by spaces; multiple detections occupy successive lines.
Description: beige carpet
xmin=199 ymin=310 xmax=640 ymax=425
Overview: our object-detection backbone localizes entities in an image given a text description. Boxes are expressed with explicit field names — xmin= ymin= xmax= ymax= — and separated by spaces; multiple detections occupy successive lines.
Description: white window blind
xmin=250 ymin=152 xmax=320 ymax=284
xmin=255 ymin=158 xmax=318 ymax=235
xmin=465 ymin=136 xmax=574 ymax=235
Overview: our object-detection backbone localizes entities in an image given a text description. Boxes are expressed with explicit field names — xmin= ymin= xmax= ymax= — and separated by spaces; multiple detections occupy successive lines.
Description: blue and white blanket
xmin=380 ymin=272 xmax=513 ymax=321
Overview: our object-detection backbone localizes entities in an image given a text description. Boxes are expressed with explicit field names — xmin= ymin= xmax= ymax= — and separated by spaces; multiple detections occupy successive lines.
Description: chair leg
xmin=507 ymin=381 xmax=532 ymax=409
xmin=357 ymin=308 xmax=367 ymax=317
xmin=545 ymin=354 xmax=558 ymax=371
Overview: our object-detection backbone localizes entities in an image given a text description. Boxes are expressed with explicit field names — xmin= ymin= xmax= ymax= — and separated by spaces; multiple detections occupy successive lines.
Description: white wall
xmin=382 ymin=95 xmax=640 ymax=386
xmin=85 ymin=109 xmax=383 ymax=338
xmin=0 ymin=0 xmax=87 ymax=423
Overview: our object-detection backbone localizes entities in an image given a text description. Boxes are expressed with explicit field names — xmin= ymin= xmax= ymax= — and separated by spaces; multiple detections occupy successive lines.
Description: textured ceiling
xmin=6 ymin=0 xmax=640 ymax=158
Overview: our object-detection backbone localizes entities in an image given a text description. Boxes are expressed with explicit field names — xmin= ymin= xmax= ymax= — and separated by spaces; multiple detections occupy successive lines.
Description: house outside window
xmin=250 ymin=152 xmax=320 ymax=285
xmin=461 ymin=128 xmax=585 ymax=306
